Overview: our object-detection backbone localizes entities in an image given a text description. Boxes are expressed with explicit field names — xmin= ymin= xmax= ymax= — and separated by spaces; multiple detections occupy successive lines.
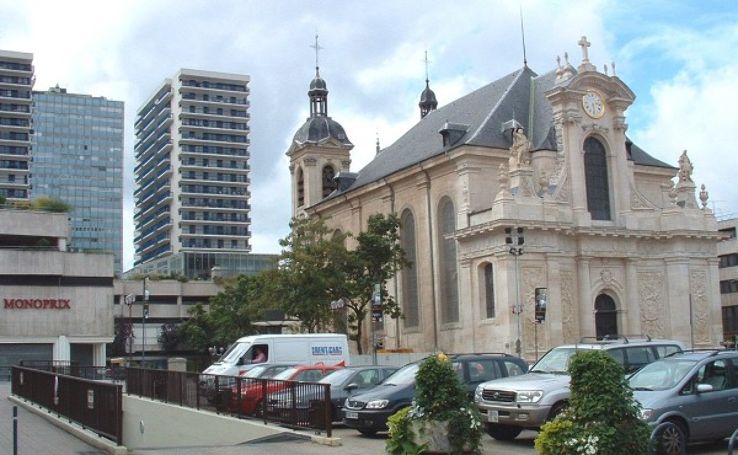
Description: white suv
xmin=473 ymin=336 xmax=685 ymax=441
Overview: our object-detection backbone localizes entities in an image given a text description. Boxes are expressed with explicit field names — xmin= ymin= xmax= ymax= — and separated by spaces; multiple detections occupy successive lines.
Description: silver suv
xmin=473 ymin=336 xmax=684 ymax=441
xmin=630 ymin=350 xmax=738 ymax=454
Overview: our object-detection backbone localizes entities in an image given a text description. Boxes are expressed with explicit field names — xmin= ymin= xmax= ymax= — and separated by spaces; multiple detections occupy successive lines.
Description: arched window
xmin=322 ymin=165 xmax=337 ymax=198
xmin=594 ymin=294 xmax=618 ymax=339
xmin=296 ymin=167 xmax=305 ymax=207
xmin=584 ymin=137 xmax=611 ymax=220
xmin=438 ymin=197 xmax=459 ymax=323
xmin=483 ymin=263 xmax=495 ymax=319
xmin=400 ymin=209 xmax=419 ymax=328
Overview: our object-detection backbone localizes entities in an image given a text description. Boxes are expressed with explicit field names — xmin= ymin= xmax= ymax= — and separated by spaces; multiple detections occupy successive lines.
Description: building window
xmin=322 ymin=165 xmax=336 ymax=198
xmin=400 ymin=209 xmax=419 ymax=328
xmin=438 ymin=197 xmax=459 ymax=323
xmin=720 ymin=227 xmax=737 ymax=239
xmin=719 ymin=254 xmax=738 ymax=268
xmin=723 ymin=305 xmax=738 ymax=340
xmin=584 ymin=137 xmax=611 ymax=220
xmin=296 ymin=167 xmax=304 ymax=207
xmin=720 ymin=280 xmax=738 ymax=294
xmin=483 ymin=263 xmax=495 ymax=319
xmin=594 ymin=294 xmax=617 ymax=339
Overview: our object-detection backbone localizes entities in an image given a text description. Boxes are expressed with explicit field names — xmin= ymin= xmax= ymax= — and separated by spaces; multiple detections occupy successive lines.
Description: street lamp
xmin=505 ymin=227 xmax=524 ymax=357
xmin=123 ymin=293 xmax=136 ymax=365
xmin=142 ymin=277 xmax=150 ymax=364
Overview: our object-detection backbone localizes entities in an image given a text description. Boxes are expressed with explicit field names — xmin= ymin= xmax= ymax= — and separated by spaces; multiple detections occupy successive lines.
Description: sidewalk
xmin=0 ymin=382 xmax=106 ymax=454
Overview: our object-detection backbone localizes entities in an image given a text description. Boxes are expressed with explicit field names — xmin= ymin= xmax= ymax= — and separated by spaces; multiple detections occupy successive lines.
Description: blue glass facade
xmin=31 ymin=87 xmax=124 ymax=274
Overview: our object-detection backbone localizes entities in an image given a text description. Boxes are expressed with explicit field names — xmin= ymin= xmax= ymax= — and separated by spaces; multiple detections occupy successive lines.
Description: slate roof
xmin=325 ymin=65 xmax=671 ymax=199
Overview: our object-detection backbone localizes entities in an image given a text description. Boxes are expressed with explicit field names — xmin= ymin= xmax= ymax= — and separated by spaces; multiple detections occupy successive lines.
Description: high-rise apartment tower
xmin=134 ymin=69 xmax=251 ymax=269
xmin=31 ymin=85 xmax=124 ymax=274
xmin=0 ymin=50 xmax=34 ymax=200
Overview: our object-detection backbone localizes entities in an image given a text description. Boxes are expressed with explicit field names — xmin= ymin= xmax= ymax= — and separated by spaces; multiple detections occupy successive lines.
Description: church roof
xmin=292 ymin=116 xmax=353 ymax=147
xmin=329 ymin=65 xmax=672 ymax=198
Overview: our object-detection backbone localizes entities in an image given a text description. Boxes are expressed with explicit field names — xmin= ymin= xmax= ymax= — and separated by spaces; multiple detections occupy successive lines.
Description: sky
xmin=1 ymin=0 xmax=737 ymax=270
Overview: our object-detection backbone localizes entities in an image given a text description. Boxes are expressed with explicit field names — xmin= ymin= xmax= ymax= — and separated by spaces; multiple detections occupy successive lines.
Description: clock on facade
xmin=582 ymin=90 xmax=605 ymax=119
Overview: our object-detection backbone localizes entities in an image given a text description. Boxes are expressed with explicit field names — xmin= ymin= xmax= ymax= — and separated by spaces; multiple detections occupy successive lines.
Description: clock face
xmin=582 ymin=91 xmax=605 ymax=118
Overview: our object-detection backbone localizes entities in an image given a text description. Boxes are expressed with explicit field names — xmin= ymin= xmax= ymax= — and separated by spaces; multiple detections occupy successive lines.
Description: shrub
xmin=386 ymin=353 xmax=482 ymax=455
xmin=535 ymin=350 xmax=650 ymax=455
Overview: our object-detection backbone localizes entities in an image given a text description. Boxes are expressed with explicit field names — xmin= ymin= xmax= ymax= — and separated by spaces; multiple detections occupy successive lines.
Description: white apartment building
xmin=134 ymin=69 xmax=251 ymax=268
xmin=0 ymin=50 xmax=33 ymax=200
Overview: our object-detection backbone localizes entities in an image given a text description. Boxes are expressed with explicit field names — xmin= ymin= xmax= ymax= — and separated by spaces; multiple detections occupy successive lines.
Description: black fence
xmin=11 ymin=366 xmax=123 ymax=445
xmin=125 ymin=367 xmax=333 ymax=437
xmin=17 ymin=360 xmax=126 ymax=382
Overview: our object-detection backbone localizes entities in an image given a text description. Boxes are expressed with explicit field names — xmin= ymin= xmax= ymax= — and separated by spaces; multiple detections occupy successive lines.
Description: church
xmin=286 ymin=36 xmax=723 ymax=358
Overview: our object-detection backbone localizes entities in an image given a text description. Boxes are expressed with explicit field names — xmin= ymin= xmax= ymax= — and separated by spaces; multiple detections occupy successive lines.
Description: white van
xmin=202 ymin=333 xmax=350 ymax=377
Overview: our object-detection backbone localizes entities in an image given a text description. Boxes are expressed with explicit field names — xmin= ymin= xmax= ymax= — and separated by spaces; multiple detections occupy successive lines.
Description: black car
xmin=268 ymin=365 xmax=398 ymax=422
xmin=342 ymin=353 xmax=528 ymax=435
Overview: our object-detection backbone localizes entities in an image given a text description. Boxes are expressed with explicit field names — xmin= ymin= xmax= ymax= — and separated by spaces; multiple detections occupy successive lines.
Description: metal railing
xmin=17 ymin=360 xmax=126 ymax=382
xmin=125 ymin=367 xmax=332 ymax=437
xmin=11 ymin=366 xmax=123 ymax=445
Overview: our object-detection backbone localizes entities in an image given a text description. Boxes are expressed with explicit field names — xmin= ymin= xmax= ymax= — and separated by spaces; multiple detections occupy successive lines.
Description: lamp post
xmin=142 ymin=277 xmax=149 ymax=364
xmin=505 ymin=227 xmax=524 ymax=357
xmin=123 ymin=293 xmax=136 ymax=365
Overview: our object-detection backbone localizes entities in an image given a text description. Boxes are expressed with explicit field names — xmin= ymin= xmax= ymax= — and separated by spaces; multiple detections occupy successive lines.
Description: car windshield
xmin=319 ymin=368 xmax=355 ymax=385
xmin=530 ymin=347 xmax=591 ymax=374
xmin=219 ymin=342 xmax=250 ymax=364
xmin=383 ymin=363 xmax=419 ymax=386
xmin=243 ymin=365 xmax=268 ymax=378
xmin=272 ymin=367 xmax=299 ymax=381
xmin=629 ymin=358 xmax=697 ymax=391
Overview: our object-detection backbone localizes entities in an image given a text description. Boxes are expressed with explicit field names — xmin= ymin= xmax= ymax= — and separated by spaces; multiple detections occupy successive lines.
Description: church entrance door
xmin=594 ymin=294 xmax=618 ymax=339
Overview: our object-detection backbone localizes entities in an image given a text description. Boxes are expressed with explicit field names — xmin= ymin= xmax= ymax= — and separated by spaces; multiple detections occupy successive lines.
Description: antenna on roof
xmin=519 ymin=3 xmax=528 ymax=66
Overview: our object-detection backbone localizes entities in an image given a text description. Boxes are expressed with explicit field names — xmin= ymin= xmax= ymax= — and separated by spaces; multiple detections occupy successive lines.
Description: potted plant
xmin=535 ymin=350 xmax=650 ymax=455
xmin=386 ymin=353 xmax=482 ymax=455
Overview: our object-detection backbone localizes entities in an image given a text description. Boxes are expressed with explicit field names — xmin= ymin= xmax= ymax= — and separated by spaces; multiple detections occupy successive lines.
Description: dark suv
xmin=342 ymin=353 xmax=528 ymax=435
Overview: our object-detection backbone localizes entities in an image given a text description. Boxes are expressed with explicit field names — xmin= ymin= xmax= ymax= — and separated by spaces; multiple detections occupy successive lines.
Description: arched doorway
xmin=595 ymin=294 xmax=618 ymax=339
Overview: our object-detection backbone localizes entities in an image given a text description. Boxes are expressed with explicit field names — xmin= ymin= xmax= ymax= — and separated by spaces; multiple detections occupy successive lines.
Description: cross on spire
xmin=423 ymin=50 xmax=431 ymax=84
xmin=310 ymin=33 xmax=323 ymax=75
xmin=578 ymin=35 xmax=591 ymax=64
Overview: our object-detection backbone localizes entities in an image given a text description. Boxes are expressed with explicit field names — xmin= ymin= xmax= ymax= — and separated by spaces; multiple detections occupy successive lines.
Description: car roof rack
xmin=666 ymin=348 xmax=728 ymax=358
xmin=577 ymin=334 xmax=652 ymax=344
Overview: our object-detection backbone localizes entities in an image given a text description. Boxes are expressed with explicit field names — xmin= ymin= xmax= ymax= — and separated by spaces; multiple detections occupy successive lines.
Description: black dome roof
xmin=419 ymin=83 xmax=438 ymax=108
xmin=292 ymin=116 xmax=352 ymax=147
xmin=308 ymin=71 xmax=328 ymax=96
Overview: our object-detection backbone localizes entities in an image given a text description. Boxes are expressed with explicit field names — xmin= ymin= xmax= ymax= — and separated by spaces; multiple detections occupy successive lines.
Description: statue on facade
xmin=677 ymin=150 xmax=694 ymax=184
xmin=510 ymin=127 xmax=531 ymax=167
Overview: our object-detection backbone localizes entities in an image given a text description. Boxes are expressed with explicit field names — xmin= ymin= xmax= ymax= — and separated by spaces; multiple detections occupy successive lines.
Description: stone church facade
xmin=287 ymin=37 xmax=722 ymax=358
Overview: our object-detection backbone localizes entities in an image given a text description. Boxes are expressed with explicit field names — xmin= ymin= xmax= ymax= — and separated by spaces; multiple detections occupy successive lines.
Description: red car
xmin=228 ymin=363 xmax=343 ymax=415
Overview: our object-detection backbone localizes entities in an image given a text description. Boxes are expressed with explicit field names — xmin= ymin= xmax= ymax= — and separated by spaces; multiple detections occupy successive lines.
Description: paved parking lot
xmin=1 ymin=380 xmax=731 ymax=454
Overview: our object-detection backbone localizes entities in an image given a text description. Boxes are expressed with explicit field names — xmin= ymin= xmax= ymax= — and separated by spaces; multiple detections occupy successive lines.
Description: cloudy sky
xmin=1 ymin=0 xmax=737 ymax=270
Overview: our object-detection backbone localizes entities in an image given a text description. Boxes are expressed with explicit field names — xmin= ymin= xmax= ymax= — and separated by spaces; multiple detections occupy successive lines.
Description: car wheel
xmin=547 ymin=402 xmax=567 ymax=421
xmin=655 ymin=420 xmax=686 ymax=455
xmin=358 ymin=428 xmax=377 ymax=436
xmin=485 ymin=423 xmax=522 ymax=441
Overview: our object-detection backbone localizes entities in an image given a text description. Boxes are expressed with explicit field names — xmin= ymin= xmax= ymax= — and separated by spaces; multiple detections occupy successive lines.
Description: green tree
xmin=277 ymin=216 xmax=350 ymax=333
xmin=340 ymin=213 xmax=408 ymax=354
xmin=158 ymin=322 xmax=181 ymax=352
xmin=179 ymin=273 xmax=272 ymax=351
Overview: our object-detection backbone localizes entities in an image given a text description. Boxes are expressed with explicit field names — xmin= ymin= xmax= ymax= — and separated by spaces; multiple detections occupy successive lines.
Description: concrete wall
xmin=122 ymin=394 xmax=285 ymax=449
xmin=0 ymin=209 xmax=69 ymax=239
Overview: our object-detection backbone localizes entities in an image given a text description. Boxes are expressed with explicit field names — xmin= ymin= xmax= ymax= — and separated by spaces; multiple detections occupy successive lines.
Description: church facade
xmin=287 ymin=37 xmax=722 ymax=358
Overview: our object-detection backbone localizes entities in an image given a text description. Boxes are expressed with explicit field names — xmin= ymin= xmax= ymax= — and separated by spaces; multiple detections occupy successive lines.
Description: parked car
xmin=473 ymin=336 xmax=684 ymax=441
xmin=269 ymin=365 xmax=398 ymax=422
xmin=630 ymin=350 xmax=738 ymax=454
xmin=241 ymin=363 xmax=294 ymax=379
xmin=226 ymin=363 xmax=343 ymax=415
xmin=343 ymin=353 xmax=528 ymax=435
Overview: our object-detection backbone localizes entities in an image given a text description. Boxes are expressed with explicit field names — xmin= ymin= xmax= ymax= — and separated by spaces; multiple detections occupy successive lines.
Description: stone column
xmin=53 ymin=335 xmax=71 ymax=363
xmin=458 ymin=258 xmax=475 ymax=353
xmin=577 ymin=257 xmax=593 ymax=338
xmin=665 ymin=258 xmax=690 ymax=344
xmin=93 ymin=343 xmax=107 ymax=367
xmin=625 ymin=258 xmax=641 ymax=334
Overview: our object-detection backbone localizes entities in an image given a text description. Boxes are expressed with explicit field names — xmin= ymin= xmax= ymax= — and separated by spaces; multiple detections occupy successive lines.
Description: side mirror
xmin=696 ymin=383 xmax=713 ymax=393
xmin=345 ymin=383 xmax=359 ymax=392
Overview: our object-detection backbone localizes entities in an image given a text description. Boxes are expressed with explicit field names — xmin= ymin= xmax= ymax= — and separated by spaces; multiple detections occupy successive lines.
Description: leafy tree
xmin=340 ymin=213 xmax=408 ymax=354
xmin=158 ymin=322 xmax=181 ymax=352
xmin=277 ymin=216 xmax=351 ymax=333
xmin=111 ymin=317 xmax=131 ymax=356
xmin=179 ymin=272 xmax=278 ymax=351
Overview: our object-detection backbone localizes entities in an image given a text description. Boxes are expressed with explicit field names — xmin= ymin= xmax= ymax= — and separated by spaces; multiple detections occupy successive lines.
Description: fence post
xmin=324 ymin=384 xmax=332 ymax=438
xmin=13 ymin=405 xmax=18 ymax=455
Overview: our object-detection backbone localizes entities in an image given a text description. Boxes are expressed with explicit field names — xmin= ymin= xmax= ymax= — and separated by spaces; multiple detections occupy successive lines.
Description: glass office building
xmin=31 ymin=86 xmax=124 ymax=274
xmin=0 ymin=49 xmax=34 ymax=200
